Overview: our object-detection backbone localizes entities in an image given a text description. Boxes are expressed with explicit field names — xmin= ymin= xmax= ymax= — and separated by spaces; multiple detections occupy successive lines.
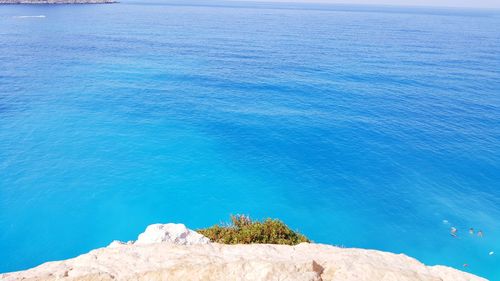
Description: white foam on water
xmin=13 ymin=15 xmax=46 ymax=19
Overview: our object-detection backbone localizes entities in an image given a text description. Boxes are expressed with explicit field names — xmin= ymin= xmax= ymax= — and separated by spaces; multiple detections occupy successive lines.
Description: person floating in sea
xmin=469 ymin=228 xmax=474 ymax=235
xmin=450 ymin=227 xmax=458 ymax=237
xmin=477 ymin=230 xmax=483 ymax=237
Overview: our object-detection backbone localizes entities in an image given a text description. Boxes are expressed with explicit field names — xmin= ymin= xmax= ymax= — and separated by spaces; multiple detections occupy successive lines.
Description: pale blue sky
xmin=233 ymin=0 xmax=500 ymax=9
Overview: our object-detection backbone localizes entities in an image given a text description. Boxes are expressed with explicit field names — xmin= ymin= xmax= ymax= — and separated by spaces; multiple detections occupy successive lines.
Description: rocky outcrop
xmin=135 ymin=223 xmax=211 ymax=245
xmin=0 ymin=224 xmax=486 ymax=281
xmin=0 ymin=0 xmax=115 ymax=4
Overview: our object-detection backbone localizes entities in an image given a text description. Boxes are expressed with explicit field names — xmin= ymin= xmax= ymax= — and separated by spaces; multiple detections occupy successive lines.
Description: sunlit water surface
xmin=0 ymin=1 xmax=499 ymax=279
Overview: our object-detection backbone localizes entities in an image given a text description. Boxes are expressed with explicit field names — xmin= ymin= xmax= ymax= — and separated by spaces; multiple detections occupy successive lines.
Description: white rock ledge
xmin=0 ymin=224 xmax=487 ymax=281
xmin=135 ymin=223 xmax=211 ymax=245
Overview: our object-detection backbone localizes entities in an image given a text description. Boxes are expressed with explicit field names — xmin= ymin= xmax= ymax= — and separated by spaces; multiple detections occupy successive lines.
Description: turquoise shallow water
xmin=1 ymin=1 xmax=499 ymax=279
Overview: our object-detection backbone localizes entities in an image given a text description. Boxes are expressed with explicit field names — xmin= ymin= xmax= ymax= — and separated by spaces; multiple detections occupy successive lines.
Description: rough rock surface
xmin=0 ymin=224 xmax=487 ymax=281
xmin=135 ymin=223 xmax=211 ymax=245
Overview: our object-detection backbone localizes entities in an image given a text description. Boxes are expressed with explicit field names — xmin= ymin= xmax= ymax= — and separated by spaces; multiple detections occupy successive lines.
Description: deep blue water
xmin=1 ymin=1 xmax=499 ymax=279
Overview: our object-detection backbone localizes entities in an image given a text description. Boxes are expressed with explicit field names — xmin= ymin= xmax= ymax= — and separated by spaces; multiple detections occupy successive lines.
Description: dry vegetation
xmin=197 ymin=215 xmax=310 ymax=245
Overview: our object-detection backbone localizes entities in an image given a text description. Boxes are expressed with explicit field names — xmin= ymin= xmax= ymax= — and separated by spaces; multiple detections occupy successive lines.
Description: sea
xmin=0 ymin=1 xmax=499 ymax=279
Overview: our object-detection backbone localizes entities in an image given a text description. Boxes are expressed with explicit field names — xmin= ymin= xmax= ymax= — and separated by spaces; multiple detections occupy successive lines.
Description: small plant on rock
xmin=197 ymin=215 xmax=310 ymax=245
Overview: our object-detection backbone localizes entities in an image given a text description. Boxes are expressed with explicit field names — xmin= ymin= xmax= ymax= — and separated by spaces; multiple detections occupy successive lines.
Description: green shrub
xmin=197 ymin=215 xmax=310 ymax=245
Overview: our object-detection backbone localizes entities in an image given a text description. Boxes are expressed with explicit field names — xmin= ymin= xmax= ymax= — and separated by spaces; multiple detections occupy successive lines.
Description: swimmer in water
xmin=477 ymin=230 xmax=483 ymax=237
xmin=450 ymin=227 xmax=458 ymax=237
xmin=469 ymin=228 xmax=474 ymax=235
